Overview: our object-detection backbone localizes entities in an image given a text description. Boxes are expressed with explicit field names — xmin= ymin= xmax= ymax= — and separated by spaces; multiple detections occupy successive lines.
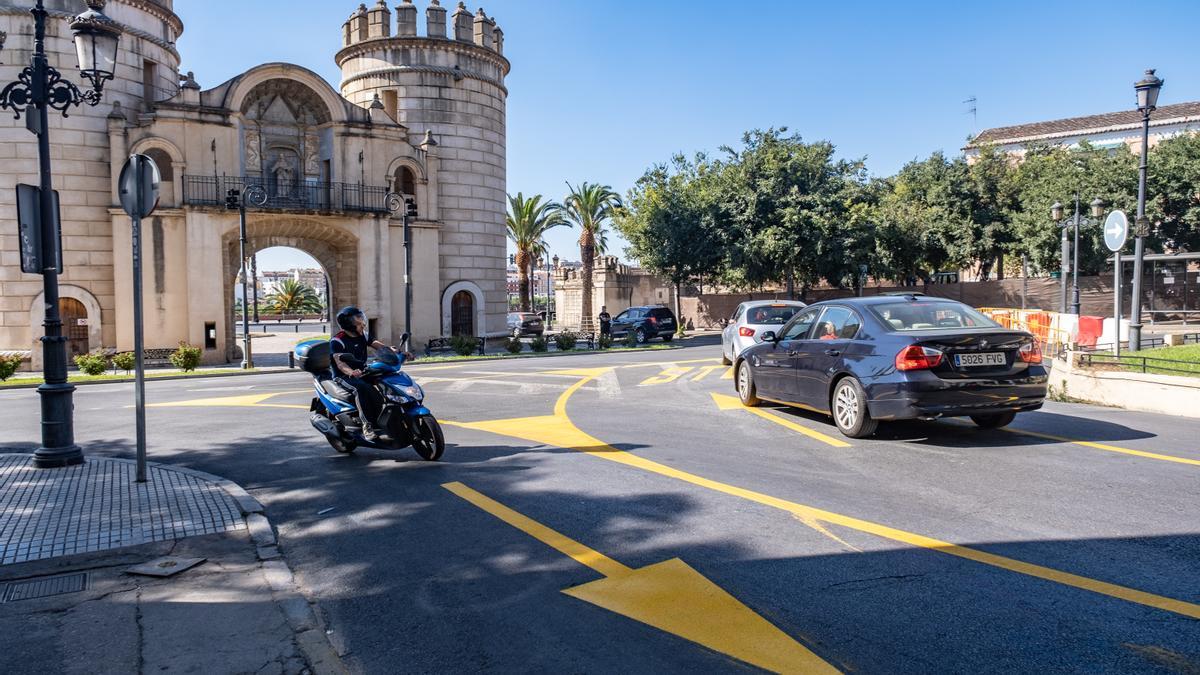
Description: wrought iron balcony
xmin=182 ymin=175 xmax=394 ymax=215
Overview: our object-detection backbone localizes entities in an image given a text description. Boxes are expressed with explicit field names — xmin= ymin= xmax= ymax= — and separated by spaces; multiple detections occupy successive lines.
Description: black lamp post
xmin=550 ymin=255 xmax=559 ymax=329
xmin=225 ymin=185 xmax=268 ymax=369
xmin=1129 ymin=69 xmax=1163 ymax=352
xmin=1051 ymin=196 xmax=1107 ymax=316
xmin=1 ymin=0 xmax=121 ymax=468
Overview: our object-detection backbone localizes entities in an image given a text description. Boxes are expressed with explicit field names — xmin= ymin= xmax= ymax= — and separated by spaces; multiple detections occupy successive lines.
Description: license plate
xmin=660 ymin=319 xmax=674 ymax=326
xmin=954 ymin=352 xmax=1006 ymax=368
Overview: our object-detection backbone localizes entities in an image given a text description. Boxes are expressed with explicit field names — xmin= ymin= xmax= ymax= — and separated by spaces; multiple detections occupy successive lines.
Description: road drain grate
xmin=2 ymin=572 xmax=89 ymax=602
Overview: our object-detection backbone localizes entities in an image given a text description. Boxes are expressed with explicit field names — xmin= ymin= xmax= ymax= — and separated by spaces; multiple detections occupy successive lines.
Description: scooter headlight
xmin=386 ymin=383 xmax=423 ymax=403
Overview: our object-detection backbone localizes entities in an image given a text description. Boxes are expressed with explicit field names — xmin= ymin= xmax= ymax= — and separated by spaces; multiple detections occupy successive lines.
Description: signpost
xmin=118 ymin=154 xmax=161 ymax=483
xmin=15 ymin=183 xmax=62 ymax=274
xmin=1104 ymin=211 xmax=1129 ymax=356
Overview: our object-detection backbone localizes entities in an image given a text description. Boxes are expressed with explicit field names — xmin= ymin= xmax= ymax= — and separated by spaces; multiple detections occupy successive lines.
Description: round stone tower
xmin=0 ymin=0 xmax=184 ymax=361
xmin=336 ymin=0 xmax=510 ymax=336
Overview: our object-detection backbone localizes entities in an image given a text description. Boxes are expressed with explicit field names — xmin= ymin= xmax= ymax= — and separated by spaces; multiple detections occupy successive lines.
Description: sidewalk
xmin=0 ymin=455 xmax=342 ymax=674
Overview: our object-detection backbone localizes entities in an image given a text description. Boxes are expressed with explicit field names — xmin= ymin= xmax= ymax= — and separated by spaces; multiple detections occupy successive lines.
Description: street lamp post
xmin=1129 ymin=69 xmax=1163 ymax=352
xmin=225 ymin=185 xmax=268 ymax=369
xmin=385 ymin=193 xmax=418 ymax=335
xmin=550 ymin=255 xmax=559 ymax=329
xmin=1 ymin=0 xmax=121 ymax=468
xmin=1051 ymin=196 xmax=1106 ymax=316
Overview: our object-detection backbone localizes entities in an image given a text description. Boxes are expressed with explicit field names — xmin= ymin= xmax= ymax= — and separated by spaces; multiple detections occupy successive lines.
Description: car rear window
xmin=745 ymin=305 xmax=800 ymax=325
xmin=869 ymin=301 xmax=1000 ymax=331
xmin=648 ymin=308 xmax=675 ymax=319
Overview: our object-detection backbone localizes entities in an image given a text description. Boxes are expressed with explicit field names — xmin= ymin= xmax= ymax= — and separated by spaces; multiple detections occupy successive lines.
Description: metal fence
xmin=1077 ymin=351 xmax=1199 ymax=376
xmin=182 ymin=175 xmax=394 ymax=214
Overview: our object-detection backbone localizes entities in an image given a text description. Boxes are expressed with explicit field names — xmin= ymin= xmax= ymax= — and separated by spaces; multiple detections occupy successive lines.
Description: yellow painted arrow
xmin=443 ymin=481 xmax=836 ymax=674
xmin=712 ymin=393 xmax=850 ymax=448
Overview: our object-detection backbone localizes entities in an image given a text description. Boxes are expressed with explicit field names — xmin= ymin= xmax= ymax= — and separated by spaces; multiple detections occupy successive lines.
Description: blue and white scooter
xmin=295 ymin=334 xmax=445 ymax=459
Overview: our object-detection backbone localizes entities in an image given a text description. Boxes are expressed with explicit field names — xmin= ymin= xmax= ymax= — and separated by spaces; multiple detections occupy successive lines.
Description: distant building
xmin=965 ymin=101 xmax=1200 ymax=160
xmin=260 ymin=268 xmax=328 ymax=298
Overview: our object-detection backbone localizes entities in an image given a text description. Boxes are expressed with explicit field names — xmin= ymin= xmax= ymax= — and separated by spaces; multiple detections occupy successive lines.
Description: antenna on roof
xmin=964 ymin=96 xmax=978 ymax=132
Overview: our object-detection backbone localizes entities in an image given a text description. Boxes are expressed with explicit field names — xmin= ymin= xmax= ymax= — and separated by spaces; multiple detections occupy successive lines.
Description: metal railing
xmin=145 ymin=82 xmax=180 ymax=104
xmin=182 ymin=175 xmax=394 ymax=214
xmin=1078 ymin=351 xmax=1200 ymax=376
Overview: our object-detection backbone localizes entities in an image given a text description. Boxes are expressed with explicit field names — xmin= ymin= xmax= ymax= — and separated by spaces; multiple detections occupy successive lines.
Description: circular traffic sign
xmin=118 ymin=154 xmax=161 ymax=219
xmin=1104 ymin=210 xmax=1128 ymax=253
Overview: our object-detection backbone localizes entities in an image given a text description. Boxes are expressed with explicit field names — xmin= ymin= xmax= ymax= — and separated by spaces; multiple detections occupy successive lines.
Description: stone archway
xmin=27 ymin=285 xmax=103 ymax=369
xmin=441 ymin=280 xmax=486 ymax=338
xmin=221 ymin=216 xmax=358 ymax=362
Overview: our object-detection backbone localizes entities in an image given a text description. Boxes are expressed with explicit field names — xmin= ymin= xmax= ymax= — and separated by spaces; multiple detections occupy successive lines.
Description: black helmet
xmin=336 ymin=306 xmax=365 ymax=332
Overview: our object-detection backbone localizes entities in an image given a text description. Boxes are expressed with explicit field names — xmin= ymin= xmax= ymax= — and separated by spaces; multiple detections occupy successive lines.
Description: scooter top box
xmin=295 ymin=339 xmax=332 ymax=374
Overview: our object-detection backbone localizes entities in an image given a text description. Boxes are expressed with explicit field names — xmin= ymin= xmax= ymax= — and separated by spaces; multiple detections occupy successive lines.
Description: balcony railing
xmin=182 ymin=175 xmax=395 ymax=215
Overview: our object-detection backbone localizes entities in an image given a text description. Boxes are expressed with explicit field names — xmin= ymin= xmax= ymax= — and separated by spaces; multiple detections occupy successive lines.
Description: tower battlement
xmin=341 ymin=1 xmax=504 ymax=56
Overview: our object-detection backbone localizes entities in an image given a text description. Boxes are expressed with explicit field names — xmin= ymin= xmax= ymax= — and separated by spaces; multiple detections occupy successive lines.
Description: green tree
xmin=563 ymin=182 xmax=622 ymax=331
xmin=1149 ymin=133 xmax=1200 ymax=251
xmin=615 ymin=154 xmax=725 ymax=327
xmin=264 ymin=278 xmax=323 ymax=315
xmin=506 ymin=192 xmax=565 ymax=312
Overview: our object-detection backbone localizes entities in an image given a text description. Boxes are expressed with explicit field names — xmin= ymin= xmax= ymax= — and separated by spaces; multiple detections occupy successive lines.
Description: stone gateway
xmin=0 ymin=0 xmax=510 ymax=366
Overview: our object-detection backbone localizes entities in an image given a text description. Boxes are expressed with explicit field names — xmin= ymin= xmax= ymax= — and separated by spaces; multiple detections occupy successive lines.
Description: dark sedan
xmin=507 ymin=312 xmax=544 ymax=337
xmin=733 ymin=296 xmax=1048 ymax=438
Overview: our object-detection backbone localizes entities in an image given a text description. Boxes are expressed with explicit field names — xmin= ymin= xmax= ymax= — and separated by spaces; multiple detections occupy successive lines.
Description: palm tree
xmin=506 ymin=193 xmax=565 ymax=312
xmin=563 ymin=181 xmax=621 ymax=332
xmin=264 ymin=278 xmax=324 ymax=315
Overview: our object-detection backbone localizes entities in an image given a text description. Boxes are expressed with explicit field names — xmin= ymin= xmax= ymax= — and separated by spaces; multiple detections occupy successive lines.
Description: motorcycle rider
xmin=330 ymin=306 xmax=399 ymax=442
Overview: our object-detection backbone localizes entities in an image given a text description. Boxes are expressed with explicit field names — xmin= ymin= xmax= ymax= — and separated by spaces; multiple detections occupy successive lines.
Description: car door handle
xmin=824 ymin=349 xmax=841 ymax=357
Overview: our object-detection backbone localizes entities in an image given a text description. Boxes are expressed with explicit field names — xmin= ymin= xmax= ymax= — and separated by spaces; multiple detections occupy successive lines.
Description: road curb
xmin=168 ymin=461 xmax=349 ymax=675
xmin=0 ymin=367 xmax=297 ymax=390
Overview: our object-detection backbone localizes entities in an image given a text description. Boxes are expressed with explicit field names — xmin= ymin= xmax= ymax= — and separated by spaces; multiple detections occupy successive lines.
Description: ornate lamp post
xmin=1129 ymin=69 xmax=1163 ymax=352
xmin=225 ymin=185 xmax=268 ymax=369
xmin=1051 ymin=197 xmax=1107 ymax=316
xmin=1 ymin=0 xmax=121 ymax=468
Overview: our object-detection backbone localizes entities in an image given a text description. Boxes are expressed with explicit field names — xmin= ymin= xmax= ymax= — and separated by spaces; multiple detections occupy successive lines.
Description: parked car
xmin=733 ymin=295 xmax=1048 ymax=438
xmin=610 ymin=305 xmax=677 ymax=343
xmin=507 ymin=312 xmax=544 ymax=337
xmin=721 ymin=300 xmax=807 ymax=365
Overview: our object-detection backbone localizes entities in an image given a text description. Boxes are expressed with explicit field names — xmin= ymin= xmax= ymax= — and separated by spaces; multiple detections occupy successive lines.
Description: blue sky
xmin=178 ymin=0 xmax=1200 ymax=271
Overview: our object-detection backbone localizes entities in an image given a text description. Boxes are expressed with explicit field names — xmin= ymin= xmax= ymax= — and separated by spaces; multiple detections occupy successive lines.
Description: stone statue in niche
xmin=303 ymin=131 xmax=320 ymax=177
xmin=245 ymin=128 xmax=262 ymax=173
xmin=271 ymin=154 xmax=296 ymax=198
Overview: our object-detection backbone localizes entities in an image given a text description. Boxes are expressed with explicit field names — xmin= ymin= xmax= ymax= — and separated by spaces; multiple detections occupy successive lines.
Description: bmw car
xmin=733 ymin=295 xmax=1048 ymax=438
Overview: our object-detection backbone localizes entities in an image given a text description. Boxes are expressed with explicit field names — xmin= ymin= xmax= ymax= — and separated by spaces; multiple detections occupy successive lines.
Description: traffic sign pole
xmin=1114 ymin=251 xmax=1122 ymax=357
xmin=118 ymin=154 xmax=161 ymax=483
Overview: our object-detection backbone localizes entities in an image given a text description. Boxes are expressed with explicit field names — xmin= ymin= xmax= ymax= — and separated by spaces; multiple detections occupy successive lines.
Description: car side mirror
xmin=761 ymin=331 xmax=777 ymax=343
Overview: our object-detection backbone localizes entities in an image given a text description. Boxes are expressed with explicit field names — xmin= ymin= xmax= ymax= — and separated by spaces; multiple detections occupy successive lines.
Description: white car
xmin=720 ymin=300 xmax=807 ymax=365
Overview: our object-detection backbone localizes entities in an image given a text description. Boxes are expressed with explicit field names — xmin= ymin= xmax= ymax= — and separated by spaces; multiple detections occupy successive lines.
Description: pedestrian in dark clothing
xmin=598 ymin=306 xmax=612 ymax=336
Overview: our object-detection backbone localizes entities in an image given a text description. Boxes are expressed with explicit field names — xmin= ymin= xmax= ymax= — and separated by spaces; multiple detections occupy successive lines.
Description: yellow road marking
xmin=443 ymin=482 xmax=837 ymax=674
xmin=1003 ymin=427 xmax=1200 ymax=468
xmin=690 ymin=365 xmax=727 ymax=382
xmin=619 ymin=357 xmax=722 ymax=370
xmin=639 ymin=366 xmax=694 ymax=386
xmin=453 ymin=370 xmax=1200 ymax=622
xmin=147 ymin=390 xmax=310 ymax=409
xmin=721 ymin=366 xmax=734 ymax=380
xmin=712 ymin=393 xmax=851 ymax=448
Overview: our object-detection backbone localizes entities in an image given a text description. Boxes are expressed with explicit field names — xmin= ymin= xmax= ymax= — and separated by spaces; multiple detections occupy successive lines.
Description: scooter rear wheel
xmin=327 ymin=435 xmax=356 ymax=454
xmin=411 ymin=415 xmax=445 ymax=461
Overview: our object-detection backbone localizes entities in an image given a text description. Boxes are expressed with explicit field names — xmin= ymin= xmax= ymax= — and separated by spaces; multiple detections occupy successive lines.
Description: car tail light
xmin=648 ymin=316 xmax=658 ymax=325
xmin=895 ymin=345 xmax=945 ymax=371
xmin=738 ymin=327 xmax=756 ymax=337
xmin=1017 ymin=340 xmax=1042 ymax=364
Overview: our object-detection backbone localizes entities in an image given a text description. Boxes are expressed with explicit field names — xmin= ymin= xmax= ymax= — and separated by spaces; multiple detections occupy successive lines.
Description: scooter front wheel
xmin=411 ymin=415 xmax=445 ymax=461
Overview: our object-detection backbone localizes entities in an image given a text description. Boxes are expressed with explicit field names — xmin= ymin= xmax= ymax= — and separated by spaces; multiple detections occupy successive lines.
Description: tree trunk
xmin=786 ymin=268 xmax=795 ymax=301
xmin=580 ymin=235 xmax=596 ymax=334
xmin=673 ymin=280 xmax=682 ymax=335
xmin=515 ymin=249 xmax=532 ymax=313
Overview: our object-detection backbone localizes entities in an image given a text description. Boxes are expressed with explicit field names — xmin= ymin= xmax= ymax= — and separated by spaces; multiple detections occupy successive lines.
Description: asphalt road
xmin=2 ymin=342 xmax=1198 ymax=673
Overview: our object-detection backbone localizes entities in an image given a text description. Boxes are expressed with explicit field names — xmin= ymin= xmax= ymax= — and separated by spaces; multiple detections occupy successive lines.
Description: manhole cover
xmin=2 ymin=572 xmax=89 ymax=603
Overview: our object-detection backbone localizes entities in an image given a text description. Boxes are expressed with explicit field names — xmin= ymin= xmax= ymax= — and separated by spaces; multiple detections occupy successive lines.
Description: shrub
xmin=73 ymin=350 xmax=110 ymax=376
xmin=450 ymin=334 xmax=478 ymax=357
xmin=598 ymin=334 xmax=613 ymax=350
xmin=504 ymin=336 xmax=523 ymax=354
xmin=112 ymin=351 xmax=136 ymax=374
xmin=554 ymin=331 xmax=577 ymax=351
xmin=169 ymin=342 xmax=202 ymax=372
xmin=0 ymin=354 xmax=23 ymax=381
xmin=622 ymin=330 xmax=639 ymax=348
xmin=530 ymin=335 xmax=549 ymax=353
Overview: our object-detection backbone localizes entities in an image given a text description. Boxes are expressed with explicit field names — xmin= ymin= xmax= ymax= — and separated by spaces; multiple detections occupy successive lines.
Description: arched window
xmin=144 ymin=148 xmax=174 ymax=181
xmin=396 ymin=166 xmax=416 ymax=195
xmin=451 ymin=290 xmax=474 ymax=336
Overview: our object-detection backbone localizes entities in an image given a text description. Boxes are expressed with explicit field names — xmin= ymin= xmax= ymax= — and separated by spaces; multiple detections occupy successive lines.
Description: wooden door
xmin=451 ymin=291 xmax=474 ymax=336
xmin=59 ymin=298 xmax=89 ymax=358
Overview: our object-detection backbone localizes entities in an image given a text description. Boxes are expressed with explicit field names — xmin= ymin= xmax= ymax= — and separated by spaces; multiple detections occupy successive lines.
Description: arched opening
xmin=394 ymin=165 xmax=417 ymax=215
xmin=26 ymin=286 xmax=103 ymax=369
xmin=451 ymin=291 xmax=475 ymax=336
xmin=231 ymin=245 xmax=331 ymax=367
xmin=221 ymin=217 xmax=357 ymax=365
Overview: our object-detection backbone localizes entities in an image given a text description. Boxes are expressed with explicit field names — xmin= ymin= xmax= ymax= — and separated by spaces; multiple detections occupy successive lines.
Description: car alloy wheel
xmin=834 ymin=384 xmax=859 ymax=430
xmin=736 ymin=362 xmax=759 ymax=406
xmin=635 ymin=329 xmax=647 ymax=344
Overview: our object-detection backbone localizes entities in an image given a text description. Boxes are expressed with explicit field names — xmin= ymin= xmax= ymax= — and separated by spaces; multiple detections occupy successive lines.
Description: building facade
xmin=0 ymin=0 xmax=509 ymax=366
xmin=965 ymin=101 xmax=1200 ymax=159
